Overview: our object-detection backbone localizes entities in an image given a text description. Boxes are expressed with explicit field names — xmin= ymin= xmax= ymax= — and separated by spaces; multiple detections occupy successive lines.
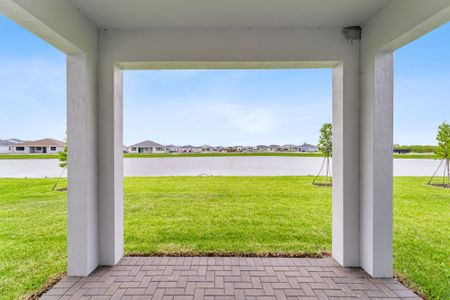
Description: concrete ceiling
xmin=69 ymin=0 xmax=392 ymax=30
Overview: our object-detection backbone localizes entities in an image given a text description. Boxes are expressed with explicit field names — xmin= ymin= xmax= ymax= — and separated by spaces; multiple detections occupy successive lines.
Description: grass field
xmin=0 ymin=177 xmax=448 ymax=299
xmin=0 ymin=154 xmax=59 ymax=159
xmin=0 ymin=152 xmax=440 ymax=159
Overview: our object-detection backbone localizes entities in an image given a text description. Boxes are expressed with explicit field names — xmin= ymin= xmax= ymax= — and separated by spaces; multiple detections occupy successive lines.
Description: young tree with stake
xmin=313 ymin=123 xmax=332 ymax=186
xmin=428 ymin=122 xmax=450 ymax=187
xmin=52 ymin=144 xmax=67 ymax=191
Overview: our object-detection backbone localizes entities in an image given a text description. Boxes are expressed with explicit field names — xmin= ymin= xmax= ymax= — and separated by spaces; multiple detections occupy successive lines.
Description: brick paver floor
xmin=41 ymin=256 xmax=420 ymax=299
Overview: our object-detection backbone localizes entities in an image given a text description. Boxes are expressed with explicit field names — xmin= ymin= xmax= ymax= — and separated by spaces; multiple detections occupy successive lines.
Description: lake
xmin=0 ymin=157 xmax=442 ymax=178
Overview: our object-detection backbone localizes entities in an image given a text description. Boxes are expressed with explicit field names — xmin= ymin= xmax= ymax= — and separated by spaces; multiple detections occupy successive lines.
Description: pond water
xmin=0 ymin=157 xmax=442 ymax=178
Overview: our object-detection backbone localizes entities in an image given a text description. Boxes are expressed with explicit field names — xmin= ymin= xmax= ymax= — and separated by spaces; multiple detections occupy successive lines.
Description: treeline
xmin=394 ymin=145 xmax=437 ymax=153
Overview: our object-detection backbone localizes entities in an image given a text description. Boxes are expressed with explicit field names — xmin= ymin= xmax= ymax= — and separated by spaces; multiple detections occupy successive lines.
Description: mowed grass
xmin=0 ymin=152 xmax=439 ymax=159
xmin=0 ymin=177 xmax=448 ymax=299
xmin=0 ymin=154 xmax=59 ymax=159
xmin=393 ymin=181 xmax=450 ymax=299
xmin=124 ymin=177 xmax=331 ymax=256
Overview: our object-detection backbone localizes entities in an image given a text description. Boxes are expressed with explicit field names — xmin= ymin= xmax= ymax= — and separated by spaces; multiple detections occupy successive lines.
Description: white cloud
xmin=202 ymin=101 xmax=279 ymax=134
xmin=0 ymin=56 xmax=66 ymax=140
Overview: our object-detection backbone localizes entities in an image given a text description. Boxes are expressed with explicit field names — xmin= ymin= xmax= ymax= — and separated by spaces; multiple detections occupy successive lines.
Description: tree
xmin=58 ymin=145 xmax=68 ymax=168
xmin=428 ymin=122 xmax=450 ymax=187
xmin=313 ymin=123 xmax=332 ymax=186
xmin=52 ymin=145 xmax=67 ymax=191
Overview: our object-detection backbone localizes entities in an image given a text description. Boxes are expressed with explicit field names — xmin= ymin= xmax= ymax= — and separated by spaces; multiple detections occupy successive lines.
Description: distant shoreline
xmin=0 ymin=152 xmax=439 ymax=160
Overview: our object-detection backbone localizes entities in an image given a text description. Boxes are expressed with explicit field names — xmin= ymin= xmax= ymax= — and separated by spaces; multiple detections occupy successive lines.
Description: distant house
xmin=216 ymin=146 xmax=227 ymax=153
xmin=165 ymin=144 xmax=179 ymax=153
xmin=256 ymin=145 xmax=269 ymax=152
xmin=200 ymin=145 xmax=215 ymax=152
xmin=243 ymin=146 xmax=256 ymax=152
xmin=128 ymin=140 xmax=166 ymax=154
xmin=179 ymin=145 xmax=195 ymax=153
xmin=192 ymin=146 xmax=203 ymax=153
xmin=299 ymin=143 xmax=319 ymax=152
xmin=10 ymin=138 xmax=66 ymax=154
xmin=0 ymin=138 xmax=28 ymax=153
xmin=269 ymin=145 xmax=281 ymax=152
xmin=0 ymin=140 xmax=10 ymax=153
xmin=282 ymin=144 xmax=299 ymax=152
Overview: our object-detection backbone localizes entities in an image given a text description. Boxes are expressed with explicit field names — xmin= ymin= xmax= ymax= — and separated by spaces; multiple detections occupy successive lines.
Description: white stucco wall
xmin=359 ymin=0 xmax=450 ymax=277
xmin=0 ymin=146 xmax=10 ymax=153
xmin=0 ymin=0 xmax=100 ymax=276
xmin=98 ymin=26 xmax=362 ymax=269
xmin=1 ymin=0 xmax=449 ymax=279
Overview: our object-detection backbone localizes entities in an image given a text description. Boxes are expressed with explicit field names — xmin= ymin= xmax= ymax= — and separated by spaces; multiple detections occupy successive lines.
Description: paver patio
xmin=41 ymin=256 xmax=420 ymax=299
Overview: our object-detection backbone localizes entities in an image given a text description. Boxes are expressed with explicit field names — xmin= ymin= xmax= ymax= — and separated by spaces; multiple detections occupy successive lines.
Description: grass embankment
xmin=0 ymin=154 xmax=58 ymax=159
xmin=0 ymin=177 xmax=448 ymax=299
xmin=127 ymin=152 xmax=439 ymax=159
xmin=124 ymin=152 xmax=325 ymax=158
xmin=0 ymin=152 xmax=439 ymax=159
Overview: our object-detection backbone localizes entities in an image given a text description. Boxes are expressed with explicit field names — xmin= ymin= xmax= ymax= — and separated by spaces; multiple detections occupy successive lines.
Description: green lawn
xmin=0 ymin=154 xmax=59 ymax=159
xmin=0 ymin=152 xmax=439 ymax=159
xmin=0 ymin=177 xmax=448 ymax=299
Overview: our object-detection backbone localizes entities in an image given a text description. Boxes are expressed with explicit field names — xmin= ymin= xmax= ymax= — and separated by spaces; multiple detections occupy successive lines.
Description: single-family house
xmin=0 ymin=138 xmax=28 ymax=153
xmin=0 ymin=140 xmax=10 ymax=153
xmin=179 ymin=145 xmax=195 ymax=153
xmin=256 ymin=145 xmax=269 ymax=152
xmin=282 ymin=144 xmax=300 ymax=152
xmin=165 ymin=145 xmax=179 ymax=153
xmin=269 ymin=145 xmax=281 ymax=152
xmin=128 ymin=140 xmax=166 ymax=154
xmin=299 ymin=143 xmax=319 ymax=152
xmin=192 ymin=146 xmax=203 ymax=153
xmin=243 ymin=146 xmax=256 ymax=152
xmin=10 ymin=138 xmax=66 ymax=154
xmin=200 ymin=145 xmax=215 ymax=152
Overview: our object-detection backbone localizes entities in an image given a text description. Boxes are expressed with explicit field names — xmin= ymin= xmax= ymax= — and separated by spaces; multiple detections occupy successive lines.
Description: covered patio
xmin=41 ymin=257 xmax=419 ymax=299
xmin=1 ymin=0 xmax=449 ymax=298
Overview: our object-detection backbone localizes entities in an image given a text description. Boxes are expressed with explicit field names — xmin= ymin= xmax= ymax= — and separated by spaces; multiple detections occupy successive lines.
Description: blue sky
xmin=0 ymin=15 xmax=448 ymax=146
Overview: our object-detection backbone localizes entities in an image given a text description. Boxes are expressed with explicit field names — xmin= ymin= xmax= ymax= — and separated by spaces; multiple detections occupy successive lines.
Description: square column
xmin=332 ymin=58 xmax=361 ymax=267
xmin=98 ymin=61 xmax=124 ymax=266
xmin=360 ymin=51 xmax=394 ymax=277
xmin=67 ymin=54 xmax=99 ymax=276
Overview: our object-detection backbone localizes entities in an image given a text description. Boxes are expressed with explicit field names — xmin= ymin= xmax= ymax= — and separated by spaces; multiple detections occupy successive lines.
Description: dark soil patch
xmin=313 ymin=182 xmax=332 ymax=187
xmin=427 ymin=183 xmax=450 ymax=189
xmin=27 ymin=273 xmax=65 ymax=300
xmin=126 ymin=251 xmax=331 ymax=258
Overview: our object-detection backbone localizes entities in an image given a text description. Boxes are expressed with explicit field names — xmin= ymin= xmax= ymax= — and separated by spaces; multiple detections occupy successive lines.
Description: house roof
xmin=7 ymin=138 xmax=27 ymax=144
xmin=300 ymin=143 xmax=318 ymax=148
xmin=130 ymin=140 xmax=164 ymax=148
xmin=0 ymin=138 xmax=28 ymax=146
xmin=14 ymin=138 xmax=66 ymax=147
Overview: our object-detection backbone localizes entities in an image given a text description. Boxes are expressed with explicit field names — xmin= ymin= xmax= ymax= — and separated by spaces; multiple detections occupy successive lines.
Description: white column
xmin=67 ymin=54 xmax=99 ymax=276
xmin=360 ymin=51 xmax=394 ymax=277
xmin=332 ymin=56 xmax=361 ymax=267
xmin=98 ymin=58 xmax=124 ymax=266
